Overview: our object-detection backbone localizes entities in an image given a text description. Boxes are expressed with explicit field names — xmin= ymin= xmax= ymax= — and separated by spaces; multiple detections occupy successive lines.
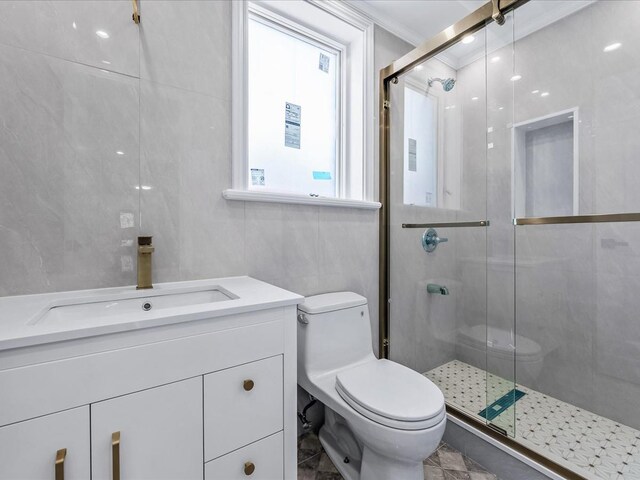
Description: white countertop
xmin=0 ymin=276 xmax=303 ymax=351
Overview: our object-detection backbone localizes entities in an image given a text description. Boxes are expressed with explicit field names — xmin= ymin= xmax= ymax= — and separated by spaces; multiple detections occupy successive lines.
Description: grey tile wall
xmin=0 ymin=1 xmax=414 ymax=356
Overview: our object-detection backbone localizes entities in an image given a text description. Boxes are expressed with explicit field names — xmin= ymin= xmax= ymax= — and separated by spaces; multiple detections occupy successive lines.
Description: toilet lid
xmin=336 ymin=360 xmax=445 ymax=429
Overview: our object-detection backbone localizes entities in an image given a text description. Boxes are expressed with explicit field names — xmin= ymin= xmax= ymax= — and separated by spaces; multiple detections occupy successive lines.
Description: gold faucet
xmin=137 ymin=236 xmax=154 ymax=289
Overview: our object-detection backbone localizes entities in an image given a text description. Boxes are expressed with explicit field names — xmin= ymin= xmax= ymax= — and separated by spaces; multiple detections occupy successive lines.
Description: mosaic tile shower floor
xmin=425 ymin=360 xmax=640 ymax=480
xmin=297 ymin=431 xmax=497 ymax=480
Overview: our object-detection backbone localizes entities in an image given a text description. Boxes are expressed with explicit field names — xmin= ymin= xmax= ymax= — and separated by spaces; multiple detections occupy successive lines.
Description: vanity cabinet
xmin=0 ymin=278 xmax=300 ymax=480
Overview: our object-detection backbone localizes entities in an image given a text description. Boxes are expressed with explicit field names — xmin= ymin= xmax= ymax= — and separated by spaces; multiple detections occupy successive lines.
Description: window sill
xmin=223 ymin=189 xmax=381 ymax=210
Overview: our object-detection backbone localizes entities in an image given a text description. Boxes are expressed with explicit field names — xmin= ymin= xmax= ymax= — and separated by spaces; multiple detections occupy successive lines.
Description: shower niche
xmin=513 ymin=108 xmax=579 ymax=218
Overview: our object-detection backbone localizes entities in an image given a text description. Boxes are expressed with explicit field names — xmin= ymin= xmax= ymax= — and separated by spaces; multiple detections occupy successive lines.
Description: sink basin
xmin=28 ymin=287 xmax=236 ymax=326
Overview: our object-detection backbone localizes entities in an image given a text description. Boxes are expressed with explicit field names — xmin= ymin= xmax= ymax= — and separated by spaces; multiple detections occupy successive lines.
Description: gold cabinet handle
xmin=244 ymin=461 xmax=255 ymax=476
xmin=112 ymin=431 xmax=121 ymax=480
xmin=55 ymin=448 xmax=67 ymax=480
xmin=243 ymin=379 xmax=255 ymax=391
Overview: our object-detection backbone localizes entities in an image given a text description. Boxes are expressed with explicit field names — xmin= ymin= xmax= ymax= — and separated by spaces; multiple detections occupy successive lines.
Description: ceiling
xmin=345 ymin=0 xmax=485 ymax=47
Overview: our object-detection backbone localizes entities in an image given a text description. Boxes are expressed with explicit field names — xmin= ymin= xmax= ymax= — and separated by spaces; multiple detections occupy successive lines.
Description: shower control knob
xmin=422 ymin=228 xmax=448 ymax=253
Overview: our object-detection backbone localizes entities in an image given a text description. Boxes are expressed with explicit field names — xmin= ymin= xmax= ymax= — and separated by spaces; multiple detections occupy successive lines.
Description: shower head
xmin=428 ymin=77 xmax=456 ymax=92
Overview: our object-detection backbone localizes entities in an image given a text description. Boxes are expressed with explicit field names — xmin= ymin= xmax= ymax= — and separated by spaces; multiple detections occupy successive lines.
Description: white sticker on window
xmin=251 ymin=168 xmax=265 ymax=186
xmin=285 ymin=102 xmax=301 ymax=149
xmin=408 ymin=138 xmax=417 ymax=172
xmin=425 ymin=192 xmax=433 ymax=204
xmin=319 ymin=53 xmax=330 ymax=73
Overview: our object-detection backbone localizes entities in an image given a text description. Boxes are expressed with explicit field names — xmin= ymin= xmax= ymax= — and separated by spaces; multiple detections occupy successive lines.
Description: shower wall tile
xmin=139 ymin=0 xmax=231 ymax=98
xmin=0 ymin=42 xmax=139 ymax=296
xmin=0 ymin=1 xmax=140 ymax=77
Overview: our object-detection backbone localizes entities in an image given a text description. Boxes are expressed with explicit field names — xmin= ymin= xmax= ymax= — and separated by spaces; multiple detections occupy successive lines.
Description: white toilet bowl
xmin=297 ymin=292 xmax=446 ymax=480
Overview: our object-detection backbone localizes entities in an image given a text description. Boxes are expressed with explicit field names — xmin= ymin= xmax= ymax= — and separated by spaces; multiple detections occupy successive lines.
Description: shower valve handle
xmin=422 ymin=228 xmax=448 ymax=253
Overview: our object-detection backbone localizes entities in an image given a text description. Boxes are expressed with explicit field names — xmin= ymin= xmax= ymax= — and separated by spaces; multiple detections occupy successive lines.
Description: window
xmin=248 ymin=14 xmax=340 ymax=197
xmin=225 ymin=1 xmax=379 ymax=209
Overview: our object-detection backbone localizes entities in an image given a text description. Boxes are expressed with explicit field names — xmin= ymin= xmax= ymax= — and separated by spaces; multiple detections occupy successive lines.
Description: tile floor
xmin=426 ymin=360 xmax=640 ymax=480
xmin=297 ymin=431 xmax=497 ymax=480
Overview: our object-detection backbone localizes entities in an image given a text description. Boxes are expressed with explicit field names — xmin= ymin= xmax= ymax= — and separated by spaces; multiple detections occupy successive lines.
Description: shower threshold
xmin=425 ymin=360 xmax=640 ymax=480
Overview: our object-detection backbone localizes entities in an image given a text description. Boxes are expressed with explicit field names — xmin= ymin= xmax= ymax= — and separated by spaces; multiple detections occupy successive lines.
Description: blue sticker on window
xmin=312 ymin=171 xmax=332 ymax=180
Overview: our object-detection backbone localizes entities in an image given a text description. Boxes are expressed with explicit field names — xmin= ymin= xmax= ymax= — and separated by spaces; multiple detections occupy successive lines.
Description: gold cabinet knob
xmin=244 ymin=461 xmax=255 ymax=475
xmin=243 ymin=379 xmax=254 ymax=391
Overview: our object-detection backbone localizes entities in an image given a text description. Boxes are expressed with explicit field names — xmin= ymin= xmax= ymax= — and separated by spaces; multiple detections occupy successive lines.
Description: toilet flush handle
xmin=297 ymin=313 xmax=309 ymax=325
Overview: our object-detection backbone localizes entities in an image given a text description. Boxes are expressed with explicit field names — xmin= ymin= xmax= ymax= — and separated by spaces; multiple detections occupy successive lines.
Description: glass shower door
xmin=386 ymin=18 xmax=518 ymax=438
xmin=483 ymin=11 xmax=518 ymax=437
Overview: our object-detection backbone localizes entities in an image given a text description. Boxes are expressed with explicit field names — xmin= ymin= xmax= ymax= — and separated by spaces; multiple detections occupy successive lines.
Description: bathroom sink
xmin=28 ymin=287 xmax=236 ymax=326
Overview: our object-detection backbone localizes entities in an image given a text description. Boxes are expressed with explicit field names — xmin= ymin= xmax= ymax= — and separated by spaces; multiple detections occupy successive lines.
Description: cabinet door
xmin=91 ymin=377 xmax=203 ymax=480
xmin=0 ymin=406 xmax=90 ymax=480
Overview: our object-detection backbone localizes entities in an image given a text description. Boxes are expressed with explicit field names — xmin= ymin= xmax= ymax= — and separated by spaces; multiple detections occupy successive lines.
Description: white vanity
xmin=0 ymin=276 xmax=302 ymax=480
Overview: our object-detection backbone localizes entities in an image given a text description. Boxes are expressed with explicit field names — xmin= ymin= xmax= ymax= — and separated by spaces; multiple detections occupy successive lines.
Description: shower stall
xmin=379 ymin=1 xmax=640 ymax=479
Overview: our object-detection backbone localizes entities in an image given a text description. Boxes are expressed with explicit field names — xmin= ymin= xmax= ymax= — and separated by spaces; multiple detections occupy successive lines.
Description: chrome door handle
xmin=422 ymin=228 xmax=448 ymax=252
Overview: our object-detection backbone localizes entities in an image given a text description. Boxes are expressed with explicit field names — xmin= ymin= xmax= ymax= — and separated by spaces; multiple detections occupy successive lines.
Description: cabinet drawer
xmin=0 ymin=406 xmax=90 ymax=480
xmin=204 ymin=355 xmax=283 ymax=461
xmin=205 ymin=432 xmax=283 ymax=480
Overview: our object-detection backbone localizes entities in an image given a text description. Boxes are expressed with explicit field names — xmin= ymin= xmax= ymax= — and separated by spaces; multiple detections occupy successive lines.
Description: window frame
xmin=226 ymin=0 xmax=380 ymax=210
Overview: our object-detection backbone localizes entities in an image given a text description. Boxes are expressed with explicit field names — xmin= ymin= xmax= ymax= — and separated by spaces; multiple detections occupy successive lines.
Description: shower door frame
xmin=377 ymin=1 xmax=585 ymax=478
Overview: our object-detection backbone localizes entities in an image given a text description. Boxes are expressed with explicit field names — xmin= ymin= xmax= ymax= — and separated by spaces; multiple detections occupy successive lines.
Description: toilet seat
xmin=335 ymin=360 xmax=445 ymax=431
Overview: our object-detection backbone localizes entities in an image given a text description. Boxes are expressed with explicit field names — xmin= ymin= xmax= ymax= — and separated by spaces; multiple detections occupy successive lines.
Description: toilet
xmin=297 ymin=292 xmax=446 ymax=480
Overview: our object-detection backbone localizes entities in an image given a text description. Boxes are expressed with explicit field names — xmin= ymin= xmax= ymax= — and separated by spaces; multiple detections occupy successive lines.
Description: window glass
xmin=247 ymin=16 xmax=339 ymax=197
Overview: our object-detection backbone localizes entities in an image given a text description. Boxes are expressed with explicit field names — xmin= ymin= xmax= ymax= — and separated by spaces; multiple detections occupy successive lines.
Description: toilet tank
xmin=297 ymin=292 xmax=375 ymax=380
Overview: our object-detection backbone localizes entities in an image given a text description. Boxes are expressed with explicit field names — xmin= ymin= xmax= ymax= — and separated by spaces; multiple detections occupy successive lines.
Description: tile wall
xmin=0 ymin=2 xmax=413 ymax=354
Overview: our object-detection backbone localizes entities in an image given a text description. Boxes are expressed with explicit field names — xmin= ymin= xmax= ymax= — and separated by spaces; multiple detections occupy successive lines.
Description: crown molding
xmin=340 ymin=0 xmax=419 ymax=46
